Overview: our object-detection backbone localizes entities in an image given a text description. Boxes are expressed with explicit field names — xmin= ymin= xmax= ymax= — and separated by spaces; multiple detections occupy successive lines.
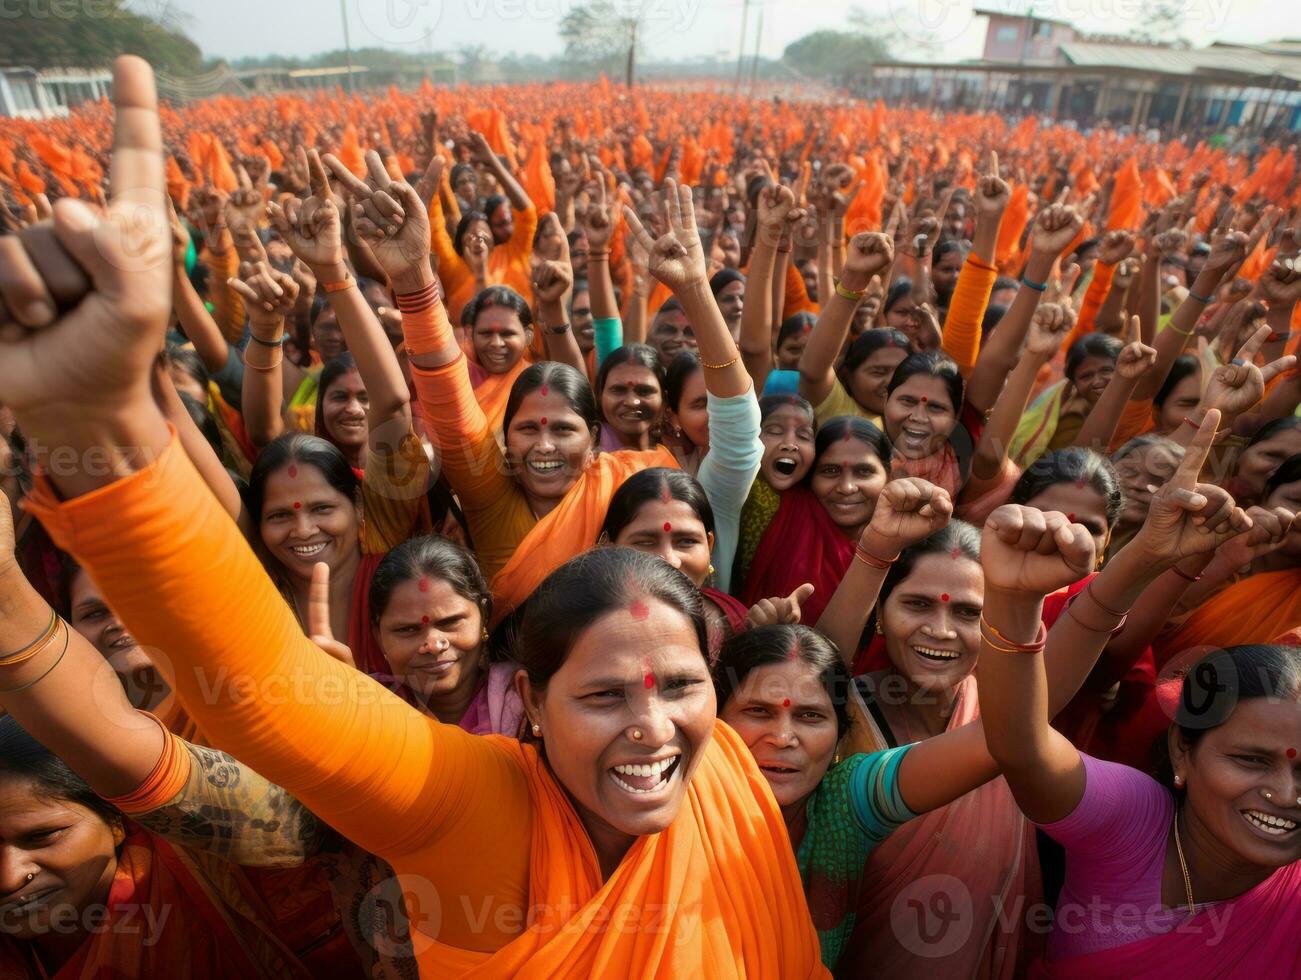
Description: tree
xmin=782 ymin=30 xmax=888 ymax=79
xmin=559 ymin=0 xmax=643 ymax=86
xmin=0 ymin=0 xmax=201 ymax=73
xmin=1127 ymin=0 xmax=1189 ymax=45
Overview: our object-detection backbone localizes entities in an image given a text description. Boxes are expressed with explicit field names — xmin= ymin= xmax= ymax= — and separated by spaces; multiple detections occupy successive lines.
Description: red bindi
xmin=920 ymin=395 xmax=928 ymax=403
xmin=539 ymin=417 xmax=548 ymax=425
xmin=540 ymin=384 xmax=549 ymax=396
xmin=418 ymin=578 xmax=430 ymax=592
xmin=629 ymin=600 xmax=649 ymax=620
xmin=293 ymin=501 xmax=301 ymax=510
xmin=642 ymin=656 xmax=655 ymax=689
xmin=663 ymin=522 xmax=672 ymax=532
xmin=287 ymin=464 xmax=298 ymax=478
xmin=950 ymin=547 xmax=961 ymax=560
xmin=1288 ymin=748 xmax=1297 ymax=759
xmin=940 ymin=593 xmax=950 ymax=603
xmin=1075 ymin=479 xmax=1086 ymax=488
xmin=782 ymin=698 xmax=792 ymax=708
xmin=421 ymin=615 xmax=430 ymax=624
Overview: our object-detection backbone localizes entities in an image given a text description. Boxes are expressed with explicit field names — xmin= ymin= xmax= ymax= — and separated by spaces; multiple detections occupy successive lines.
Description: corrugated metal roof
xmin=1059 ymin=42 xmax=1301 ymax=82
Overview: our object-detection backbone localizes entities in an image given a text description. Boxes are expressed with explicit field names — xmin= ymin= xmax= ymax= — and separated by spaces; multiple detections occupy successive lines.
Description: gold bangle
xmin=0 ymin=609 xmax=59 ymax=667
xmin=242 ymin=350 xmax=284 ymax=372
xmin=700 ymin=353 xmax=740 ymax=370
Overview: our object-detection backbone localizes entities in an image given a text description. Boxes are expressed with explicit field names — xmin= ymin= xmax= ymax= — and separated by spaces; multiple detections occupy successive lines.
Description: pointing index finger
xmin=1174 ymin=409 xmax=1220 ymax=490
xmin=308 ymin=563 xmax=334 ymax=641
xmin=107 ymin=56 xmax=164 ymax=212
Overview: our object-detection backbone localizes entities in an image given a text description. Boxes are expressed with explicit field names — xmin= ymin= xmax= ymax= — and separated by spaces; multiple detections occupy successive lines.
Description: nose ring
xmin=630 ymin=728 xmax=644 ymax=741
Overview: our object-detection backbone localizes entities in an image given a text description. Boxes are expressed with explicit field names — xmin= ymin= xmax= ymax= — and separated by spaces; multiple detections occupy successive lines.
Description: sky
xmin=140 ymin=0 xmax=1291 ymax=65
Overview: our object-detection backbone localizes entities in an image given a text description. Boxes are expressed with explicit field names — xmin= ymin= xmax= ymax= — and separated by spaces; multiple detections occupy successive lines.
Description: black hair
xmin=813 ymin=416 xmax=892 ymax=469
xmin=883 ymin=277 xmax=914 ymax=316
xmin=1112 ymin=433 xmax=1184 ymax=467
xmin=369 ymin=534 xmax=491 ymax=625
xmin=886 ymin=350 xmax=965 ymax=416
xmin=759 ymin=393 xmax=815 ymax=426
xmin=164 ymin=346 xmax=209 ymax=390
xmin=1065 ymin=334 xmax=1123 ymax=383
xmin=1071 ymin=236 xmax=1102 ymax=260
xmin=453 ymin=210 xmax=490 ymax=257
xmin=992 ymin=275 xmax=1019 ymax=294
xmin=595 ymin=344 xmax=664 ymax=405
xmin=178 ymin=392 xmax=224 ymax=461
xmin=1154 ymin=354 xmax=1200 ymax=409
xmin=1264 ymin=453 xmax=1301 ymax=500
xmin=1245 ymin=416 xmax=1301 ymax=452
xmin=714 ymin=624 xmax=852 ymax=739
xmin=464 ymin=285 xmax=533 ymax=331
xmin=1011 ymin=447 xmax=1124 ymax=529
xmin=980 ymin=301 xmax=1008 ymax=337
xmin=450 ymin=162 xmax=476 ymax=190
xmin=309 ymin=290 xmax=334 ymax=328
xmin=513 ymin=548 xmax=708 ymax=690
xmin=313 ymin=352 xmax=361 ymax=441
xmin=663 ymin=351 xmax=702 ymax=413
xmin=502 ymin=362 xmax=599 ymax=437
xmin=841 ymin=327 xmax=911 ymax=377
xmin=776 ymin=312 xmax=817 ymax=349
xmin=600 ymin=467 xmax=715 ymax=542
xmin=1155 ymin=645 xmax=1301 ymax=789
xmin=879 ymin=521 xmax=982 ymax=610
xmin=484 ymin=194 xmax=509 ymax=220
xmin=0 ymin=716 xmax=122 ymax=825
xmin=248 ymin=433 xmax=359 ymax=524
xmin=654 ymin=296 xmax=685 ymax=320
xmin=709 ymin=268 xmax=745 ymax=296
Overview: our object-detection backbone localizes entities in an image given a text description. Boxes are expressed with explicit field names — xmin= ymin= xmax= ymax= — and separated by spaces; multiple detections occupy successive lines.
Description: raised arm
xmin=941 ymin=153 xmax=1008 ymax=375
xmin=796 ymin=233 xmax=894 ymax=407
xmin=232 ymin=255 xmax=298 ymax=448
xmin=966 ymin=203 xmax=1083 ymax=412
xmin=1072 ymin=314 xmax=1157 ymax=453
xmin=470 ymin=130 xmax=532 ymax=215
xmin=532 ymin=214 xmax=587 ymax=374
xmin=740 ymin=171 xmax=803 ymax=391
xmin=624 ymin=179 xmax=749 ymax=399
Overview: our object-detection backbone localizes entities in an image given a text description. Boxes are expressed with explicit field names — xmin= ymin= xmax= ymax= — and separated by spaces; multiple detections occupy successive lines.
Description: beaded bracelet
xmin=543 ymin=323 xmax=573 ymax=336
xmin=700 ymin=353 xmax=741 ymax=370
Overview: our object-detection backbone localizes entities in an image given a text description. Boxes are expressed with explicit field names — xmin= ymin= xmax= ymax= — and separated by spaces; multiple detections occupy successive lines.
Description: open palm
xmin=623 ymin=179 xmax=707 ymax=291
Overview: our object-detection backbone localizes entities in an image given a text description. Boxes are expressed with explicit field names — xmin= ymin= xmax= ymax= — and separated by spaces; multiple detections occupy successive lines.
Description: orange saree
xmin=1155 ymin=568 xmax=1301 ymax=666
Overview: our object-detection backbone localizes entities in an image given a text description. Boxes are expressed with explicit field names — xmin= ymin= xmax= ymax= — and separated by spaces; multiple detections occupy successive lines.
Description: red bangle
xmin=980 ymin=616 xmax=1047 ymax=654
xmin=853 ymin=544 xmax=898 ymax=569
xmin=1170 ymin=566 xmax=1202 ymax=583
xmin=395 ymin=281 xmax=439 ymax=313
xmin=1085 ymin=581 xmax=1128 ymax=618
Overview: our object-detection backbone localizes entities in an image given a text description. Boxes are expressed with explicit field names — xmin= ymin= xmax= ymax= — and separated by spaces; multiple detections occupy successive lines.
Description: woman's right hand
xmin=228 ymin=259 xmax=299 ymax=336
xmin=982 ymin=505 xmax=1096 ymax=598
xmin=1196 ymin=324 xmax=1296 ymax=421
xmin=579 ymin=166 xmax=615 ymax=250
xmin=308 ymin=562 xmax=356 ymax=669
xmin=623 ymin=179 xmax=708 ymax=292
xmin=860 ymin=479 xmax=953 ymax=560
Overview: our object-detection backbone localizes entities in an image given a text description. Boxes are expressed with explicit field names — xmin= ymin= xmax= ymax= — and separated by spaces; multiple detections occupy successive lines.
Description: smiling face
xmin=884 ymin=374 xmax=958 ymax=459
xmin=611 ymin=499 xmax=714 ymax=587
xmin=1114 ymin=443 xmax=1182 ymax=528
xmin=472 ymin=305 xmax=532 ymax=376
xmin=0 ymin=778 xmax=119 ymax=941
xmin=489 ymin=201 xmax=514 ymax=245
xmin=505 ymin=389 xmax=596 ymax=510
xmin=1172 ymin=697 xmax=1301 ymax=871
xmin=321 ymin=369 xmax=368 ymax=453
xmin=259 ymin=463 xmax=360 ymax=584
xmin=760 ymin=404 xmax=816 ymax=492
xmin=601 ymin=363 xmax=662 ymax=445
xmin=810 ymin=437 xmax=888 ymax=536
xmin=885 ymin=293 xmax=917 ymax=331
xmin=667 ymin=368 xmax=709 ymax=449
xmin=882 ymin=553 xmax=983 ymax=693
xmin=1071 ymin=354 xmax=1115 ymax=406
xmin=649 ymin=310 xmax=696 ymax=362
xmin=67 ymin=568 xmax=161 ymax=710
xmin=376 ymin=577 xmax=486 ymax=712
xmin=846 ymin=345 xmax=909 ymax=416
xmin=1023 ymin=480 xmax=1111 ymax=558
xmin=719 ymin=659 xmax=839 ymax=811
xmin=519 ymin=599 xmax=716 ymax=850
xmin=458 ymin=218 xmax=493 ymax=255
xmin=1157 ymin=371 xmax=1202 ymax=434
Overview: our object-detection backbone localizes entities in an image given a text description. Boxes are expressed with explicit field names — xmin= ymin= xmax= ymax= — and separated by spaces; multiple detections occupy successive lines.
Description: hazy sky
xmin=143 ymin=0 xmax=1289 ymax=64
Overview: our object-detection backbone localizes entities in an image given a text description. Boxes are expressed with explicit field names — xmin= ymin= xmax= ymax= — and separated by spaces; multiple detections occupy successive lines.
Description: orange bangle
xmin=0 ymin=610 xmax=59 ymax=667
xmin=980 ymin=615 xmax=1047 ymax=654
xmin=322 ymin=276 xmax=356 ymax=293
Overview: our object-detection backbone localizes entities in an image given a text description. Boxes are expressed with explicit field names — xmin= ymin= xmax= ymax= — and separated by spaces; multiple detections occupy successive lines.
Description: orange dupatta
xmin=468 ymin=355 xmax=529 ymax=437
xmin=1155 ymin=568 xmax=1301 ymax=666
xmin=490 ymin=447 xmax=677 ymax=626
xmin=430 ymin=724 xmax=829 ymax=978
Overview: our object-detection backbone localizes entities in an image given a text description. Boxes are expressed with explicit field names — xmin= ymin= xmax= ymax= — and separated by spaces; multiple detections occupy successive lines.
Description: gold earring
xmin=531 ymin=723 xmax=541 ymax=737
xmin=708 ymin=564 xmax=715 ymax=577
xmin=1095 ymin=553 xmax=1105 ymax=571
xmin=875 ymin=612 xmax=884 ymax=635
xmin=481 ymin=626 xmax=490 ymax=645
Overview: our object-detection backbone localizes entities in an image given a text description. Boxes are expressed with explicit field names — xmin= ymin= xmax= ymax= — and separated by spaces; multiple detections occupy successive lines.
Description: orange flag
xmin=997 ymin=184 xmax=1030 ymax=269
xmin=338 ymin=124 xmax=365 ymax=177
xmin=206 ymin=136 xmax=238 ymax=191
xmin=1106 ymin=157 xmax=1144 ymax=230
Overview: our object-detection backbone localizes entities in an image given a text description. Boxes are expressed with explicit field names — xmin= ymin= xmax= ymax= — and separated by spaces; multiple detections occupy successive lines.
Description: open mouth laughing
xmin=609 ymin=755 xmax=682 ymax=796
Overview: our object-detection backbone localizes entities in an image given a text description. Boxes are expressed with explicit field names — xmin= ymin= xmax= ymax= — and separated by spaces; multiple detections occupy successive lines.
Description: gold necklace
xmin=1173 ymin=807 xmax=1196 ymax=913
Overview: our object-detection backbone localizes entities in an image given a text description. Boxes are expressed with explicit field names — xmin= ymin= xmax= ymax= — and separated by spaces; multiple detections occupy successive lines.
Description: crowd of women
xmin=0 ymin=55 xmax=1298 ymax=978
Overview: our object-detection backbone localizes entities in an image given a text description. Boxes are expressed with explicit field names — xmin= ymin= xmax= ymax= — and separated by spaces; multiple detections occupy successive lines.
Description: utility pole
xmin=734 ymin=0 xmax=750 ymax=93
xmin=749 ymin=6 xmax=763 ymax=92
xmin=626 ymin=17 xmax=638 ymax=88
xmin=340 ymin=0 xmax=354 ymax=93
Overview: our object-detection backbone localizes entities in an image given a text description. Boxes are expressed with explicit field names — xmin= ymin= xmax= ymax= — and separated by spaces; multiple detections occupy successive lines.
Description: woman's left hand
xmin=747 ymin=584 xmax=815 ymax=627
xmin=982 ymin=505 xmax=1096 ymax=597
xmin=307 ymin=562 xmax=356 ymax=669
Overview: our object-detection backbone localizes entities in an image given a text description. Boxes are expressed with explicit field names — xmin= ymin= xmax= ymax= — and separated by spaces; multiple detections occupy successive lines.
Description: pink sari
xmin=844 ymin=673 xmax=1043 ymax=978
xmin=1030 ymin=861 xmax=1301 ymax=978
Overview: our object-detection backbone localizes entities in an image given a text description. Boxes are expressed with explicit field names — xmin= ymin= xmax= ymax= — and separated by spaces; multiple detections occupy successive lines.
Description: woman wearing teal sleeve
xmin=716 ymin=624 xmax=1005 ymax=970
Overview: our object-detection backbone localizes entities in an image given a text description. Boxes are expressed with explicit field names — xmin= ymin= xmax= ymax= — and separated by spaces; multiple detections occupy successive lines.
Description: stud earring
xmin=708 ymin=564 xmax=715 ymax=577
xmin=1173 ymin=774 xmax=1184 ymax=788
xmin=531 ymin=723 xmax=541 ymax=737
xmin=481 ymin=626 xmax=490 ymax=645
